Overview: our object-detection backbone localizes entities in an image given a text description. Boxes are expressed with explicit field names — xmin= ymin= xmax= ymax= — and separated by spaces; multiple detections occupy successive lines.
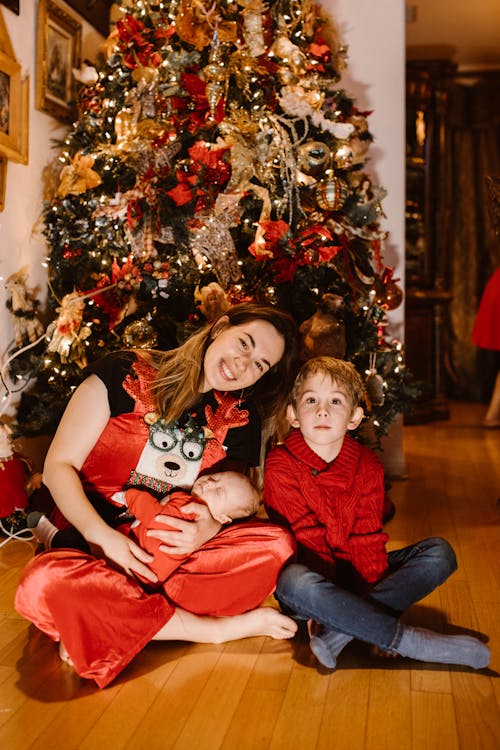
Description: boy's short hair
xmin=291 ymin=356 xmax=366 ymax=411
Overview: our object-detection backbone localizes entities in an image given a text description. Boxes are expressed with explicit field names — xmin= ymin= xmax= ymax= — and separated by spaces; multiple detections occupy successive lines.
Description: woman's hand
xmin=93 ymin=526 xmax=158 ymax=584
xmin=147 ymin=501 xmax=222 ymax=556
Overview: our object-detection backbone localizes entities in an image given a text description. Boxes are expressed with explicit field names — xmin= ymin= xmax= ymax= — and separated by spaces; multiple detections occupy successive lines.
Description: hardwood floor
xmin=0 ymin=402 xmax=498 ymax=749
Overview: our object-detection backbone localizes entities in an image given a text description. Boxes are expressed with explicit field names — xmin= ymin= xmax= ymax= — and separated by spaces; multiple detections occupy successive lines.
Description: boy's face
xmin=287 ymin=372 xmax=364 ymax=460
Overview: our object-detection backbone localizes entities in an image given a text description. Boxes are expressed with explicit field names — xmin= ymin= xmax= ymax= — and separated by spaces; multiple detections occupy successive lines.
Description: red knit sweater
xmin=264 ymin=430 xmax=389 ymax=587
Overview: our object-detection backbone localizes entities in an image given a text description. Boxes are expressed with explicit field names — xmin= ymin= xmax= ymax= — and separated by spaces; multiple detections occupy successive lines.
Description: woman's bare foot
xmin=153 ymin=605 xmax=298 ymax=644
xmin=59 ymin=641 xmax=74 ymax=667
xmin=243 ymin=607 xmax=298 ymax=640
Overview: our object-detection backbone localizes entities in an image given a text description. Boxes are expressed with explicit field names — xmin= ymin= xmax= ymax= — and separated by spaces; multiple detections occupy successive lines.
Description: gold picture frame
xmin=36 ymin=0 xmax=82 ymax=123
xmin=0 ymin=7 xmax=29 ymax=165
xmin=0 ymin=46 xmax=28 ymax=164
xmin=0 ymin=49 xmax=29 ymax=164
xmin=0 ymin=156 xmax=6 ymax=210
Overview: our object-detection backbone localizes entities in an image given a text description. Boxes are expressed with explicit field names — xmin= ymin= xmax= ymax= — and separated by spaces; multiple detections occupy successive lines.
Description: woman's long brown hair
xmin=141 ymin=302 xmax=300 ymax=428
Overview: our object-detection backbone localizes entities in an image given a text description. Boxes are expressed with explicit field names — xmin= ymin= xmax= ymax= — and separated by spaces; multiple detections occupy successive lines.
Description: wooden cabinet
xmin=404 ymin=59 xmax=457 ymax=423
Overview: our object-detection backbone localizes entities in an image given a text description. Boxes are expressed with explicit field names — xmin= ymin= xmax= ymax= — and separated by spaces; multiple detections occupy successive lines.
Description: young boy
xmin=29 ymin=471 xmax=260 ymax=586
xmin=264 ymin=356 xmax=490 ymax=670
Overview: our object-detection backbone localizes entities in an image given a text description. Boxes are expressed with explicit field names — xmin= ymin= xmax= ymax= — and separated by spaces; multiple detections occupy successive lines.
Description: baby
xmin=119 ymin=471 xmax=260 ymax=583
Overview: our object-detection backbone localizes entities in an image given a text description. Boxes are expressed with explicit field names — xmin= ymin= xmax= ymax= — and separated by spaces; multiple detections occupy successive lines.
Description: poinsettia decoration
xmin=170 ymin=72 xmax=226 ymax=132
xmin=249 ymin=220 xmax=342 ymax=282
xmin=115 ymin=14 xmax=174 ymax=70
xmin=91 ymin=255 xmax=142 ymax=329
xmin=167 ymin=140 xmax=230 ymax=210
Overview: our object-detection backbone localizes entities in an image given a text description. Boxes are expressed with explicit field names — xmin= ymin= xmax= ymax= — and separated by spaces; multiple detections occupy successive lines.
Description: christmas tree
xmin=8 ymin=0 xmax=418 ymax=441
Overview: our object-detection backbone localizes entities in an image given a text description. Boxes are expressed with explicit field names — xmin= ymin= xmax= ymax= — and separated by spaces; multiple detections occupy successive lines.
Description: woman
xmin=15 ymin=302 xmax=300 ymax=688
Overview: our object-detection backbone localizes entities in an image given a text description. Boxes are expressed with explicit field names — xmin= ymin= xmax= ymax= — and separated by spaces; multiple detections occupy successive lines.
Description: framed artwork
xmin=36 ymin=0 xmax=82 ymax=122
xmin=0 ymin=2 xmax=20 ymax=16
xmin=0 ymin=157 xmax=6 ymax=210
xmin=64 ymin=1 xmax=112 ymax=37
xmin=0 ymin=47 xmax=28 ymax=163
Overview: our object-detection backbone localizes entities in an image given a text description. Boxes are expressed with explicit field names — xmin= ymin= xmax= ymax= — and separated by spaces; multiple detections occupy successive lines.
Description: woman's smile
xmin=202 ymin=319 xmax=285 ymax=393
xmin=219 ymin=359 xmax=236 ymax=382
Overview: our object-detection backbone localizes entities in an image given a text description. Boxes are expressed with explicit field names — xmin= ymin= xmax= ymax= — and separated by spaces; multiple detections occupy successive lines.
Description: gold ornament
xmin=296 ymin=141 xmax=331 ymax=177
xmin=194 ymin=282 xmax=230 ymax=322
xmin=271 ymin=34 xmax=307 ymax=75
xmin=315 ymin=176 xmax=349 ymax=211
xmin=189 ymin=208 xmax=242 ymax=287
xmin=175 ymin=0 xmax=212 ymax=50
xmin=202 ymin=32 xmax=228 ymax=119
xmin=101 ymin=28 xmax=119 ymax=60
xmin=203 ymin=62 xmax=226 ymax=119
xmin=333 ymin=143 xmax=353 ymax=169
xmin=240 ymin=0 xmax=267 ymax=56
xmin=114 ymin=109 xmax=136 ymax=150
xmin=122 ymin=318 xmax=158 ymax=349
xmin=57 ymin=153 xmax=102 ymax=197
xmin=46 ymin=292 xmax=92 ymax=367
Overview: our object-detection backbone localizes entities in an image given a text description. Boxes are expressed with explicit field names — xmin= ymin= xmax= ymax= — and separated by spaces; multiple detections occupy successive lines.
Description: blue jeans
xmin=275 ymin=537 xmax=457 ymax=653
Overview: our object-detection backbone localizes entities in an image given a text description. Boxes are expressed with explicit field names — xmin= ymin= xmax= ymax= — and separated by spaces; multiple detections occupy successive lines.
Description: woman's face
xmin=202 ymin=318 xmax=285 ymax=393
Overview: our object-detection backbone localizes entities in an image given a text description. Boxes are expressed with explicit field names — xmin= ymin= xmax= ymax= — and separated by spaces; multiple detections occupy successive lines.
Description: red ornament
xmin=372 ymin=267 xmax=404 ymax=311
xmin=383 ymin=281 xmax=404 ymax=310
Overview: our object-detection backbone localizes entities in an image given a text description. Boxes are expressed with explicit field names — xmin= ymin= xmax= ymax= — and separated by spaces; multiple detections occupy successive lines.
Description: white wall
xmin=323 ymin=0 xmax=406 ymax=338
xmin=0 ymin=2 xmax=102 ymax=419
xmin=322 ymin=0 xmax=406 ymax=475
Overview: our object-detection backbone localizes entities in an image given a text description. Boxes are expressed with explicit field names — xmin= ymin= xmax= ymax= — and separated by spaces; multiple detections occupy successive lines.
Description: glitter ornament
xmin=203 ymin=32 xmax=227 ymax=120
xmin=366 ymin=371 xmax=385 ymax=407
xmin=365 ymin=353 xmax=385 ymax=407
xmin=189 ymin=209 xmax=242 ymax=287
xmin=316 ymin=176 xmax=349 ymax=211
xmin=122 ymin=318 xmax=158 ymax=349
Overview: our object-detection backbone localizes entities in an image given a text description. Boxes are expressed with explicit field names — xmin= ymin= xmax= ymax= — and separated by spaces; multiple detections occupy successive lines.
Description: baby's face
xmin=192 ymin=472 xmax=257 ymax=522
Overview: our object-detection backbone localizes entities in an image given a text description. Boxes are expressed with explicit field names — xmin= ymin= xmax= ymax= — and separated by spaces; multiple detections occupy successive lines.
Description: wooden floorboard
xmin=0 ymin=402 xmax=498 ymax=749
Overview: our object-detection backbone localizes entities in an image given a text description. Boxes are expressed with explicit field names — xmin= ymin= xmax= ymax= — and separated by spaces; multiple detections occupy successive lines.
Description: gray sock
xmin=396 ymin=625 xmax=490 ymax=669
xmin=309 ymin=628 xmax=353 ymax=669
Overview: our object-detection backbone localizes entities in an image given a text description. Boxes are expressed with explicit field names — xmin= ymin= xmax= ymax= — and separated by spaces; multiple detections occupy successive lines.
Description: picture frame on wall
xmin=36 ymin=0 xmax=82 ymax=123
xmin=0 ymin=47 xmax=28 ymax=164
xmin=0 ymin=157 xmax=6 ymax=210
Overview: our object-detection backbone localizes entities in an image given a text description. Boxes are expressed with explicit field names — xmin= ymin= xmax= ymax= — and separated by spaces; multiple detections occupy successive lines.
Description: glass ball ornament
xmin=122 ymin=318 xmax=158 ymax=349
xmin=315 ymin=176 xmax=349 ymax=211
xmin=296 ymin=141 xmax=331 ymax=177
xmin=333 ymin=143 xmax=353 ymax=169
xmin=371 ymin=280 xmax=404 ymax=311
